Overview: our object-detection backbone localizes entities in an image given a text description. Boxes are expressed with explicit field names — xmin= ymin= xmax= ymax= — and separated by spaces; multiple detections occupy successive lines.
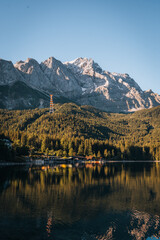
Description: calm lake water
xmin=0 ymin=162 xmax=160 ymax=240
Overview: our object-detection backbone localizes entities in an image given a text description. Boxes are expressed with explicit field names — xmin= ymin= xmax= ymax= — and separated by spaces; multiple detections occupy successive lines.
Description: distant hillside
xmin=0 ymin=103 xmax=160 ymax=160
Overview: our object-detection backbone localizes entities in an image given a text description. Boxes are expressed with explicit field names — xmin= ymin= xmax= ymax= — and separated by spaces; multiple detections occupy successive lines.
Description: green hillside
xmin=0 ymin=103 xmax=160 ymax=160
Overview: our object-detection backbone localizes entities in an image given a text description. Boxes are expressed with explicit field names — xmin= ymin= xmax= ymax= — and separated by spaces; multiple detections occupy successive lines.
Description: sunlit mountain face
xmin=0 ymin=162 xmax=160 ymax=239
xmin=1 ymin=57 xmax=160 ymax=112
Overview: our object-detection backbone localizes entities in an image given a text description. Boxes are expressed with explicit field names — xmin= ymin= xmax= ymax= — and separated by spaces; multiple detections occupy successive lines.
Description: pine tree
xmin=78 ymin=144 xmax=84 ymax=156
xmin=88 ymin=141 xmax=93 ymax=156
xmin=104 ymin=149 xmax=108 ymax=158
xmin=97 ymin=151 xmax=101 ymax=158
xmin=68 ymin=148 xmax=74 ymax=157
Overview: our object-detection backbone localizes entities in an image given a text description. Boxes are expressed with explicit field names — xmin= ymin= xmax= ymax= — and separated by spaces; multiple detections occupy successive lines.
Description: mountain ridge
xmin=0 ymin=56 xmax=160 ymax=112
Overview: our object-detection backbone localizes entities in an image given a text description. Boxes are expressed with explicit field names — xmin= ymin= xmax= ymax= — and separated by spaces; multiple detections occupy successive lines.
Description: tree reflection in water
xmin=0 ymin=162 xmax=160 ymax=239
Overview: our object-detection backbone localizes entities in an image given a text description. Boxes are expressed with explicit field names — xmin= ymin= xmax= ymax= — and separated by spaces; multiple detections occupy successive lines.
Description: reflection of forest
xmin=0 ymin=163 xmax=160 ymax=239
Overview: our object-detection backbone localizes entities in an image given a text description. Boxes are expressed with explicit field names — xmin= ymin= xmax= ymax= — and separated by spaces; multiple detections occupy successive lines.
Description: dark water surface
xmin=0 ymin=162 xmax=160 ymax=240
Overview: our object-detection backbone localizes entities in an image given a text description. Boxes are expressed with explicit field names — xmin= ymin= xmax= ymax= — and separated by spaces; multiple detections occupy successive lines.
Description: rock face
xmin=40 ymin=57 xmax=82 ymax=98
xmin=64 ymin=58 xmax=160 ymax=112
xmin=14 ymin=58 xmax=51 ymax=92
xmin=0 ymin=57 xmax=160 ymax=112
xmin=14 ymin=57 xmax=82 ymax=99
xmin=0 ymin=81 xmax=49 ymax=110
xmin=0 ymin=59 xmax=24 ymax=85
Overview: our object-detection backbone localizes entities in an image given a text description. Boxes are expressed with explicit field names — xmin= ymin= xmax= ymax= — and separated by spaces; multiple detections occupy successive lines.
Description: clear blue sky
xmin=0 ymin=0 xmax=160 ymax=93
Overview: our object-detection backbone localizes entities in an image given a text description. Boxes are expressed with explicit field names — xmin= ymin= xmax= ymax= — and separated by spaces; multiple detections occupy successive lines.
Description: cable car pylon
xmin=50 ymin=94 xmax=54 ymax=113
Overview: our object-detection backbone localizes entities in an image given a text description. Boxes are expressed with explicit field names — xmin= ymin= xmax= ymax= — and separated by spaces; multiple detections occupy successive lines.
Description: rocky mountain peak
xmin=41 ymin=56 xmax=63 ymax=70
xmin=145 ymin=89 xmax=153 ymax=94
xmin=0 ymin=59 xmax=14 ymax=72
xmin=14 ymin=58 xmax=40 ymax=74
xmin=0 ymin=59 xmax=23 ymax=85
xmin=0 ymin=59 xmax=12 ymax=64
xmin=26 ymin=58 xmax=38 ymax=63
xmin=0 ymin=56 xmax=160 ymax=112
xmin=64 ymin=57 xmax=103 ymax=75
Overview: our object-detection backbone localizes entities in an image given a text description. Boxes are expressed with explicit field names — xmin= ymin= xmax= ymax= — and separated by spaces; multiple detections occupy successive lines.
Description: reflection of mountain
xmin=129 ymin=210 xmax=160 ymax=240
xmin=94 ymin=210 xmax=160 ymax=240
xmin=0 ymin=163 xmax=160 ymax=239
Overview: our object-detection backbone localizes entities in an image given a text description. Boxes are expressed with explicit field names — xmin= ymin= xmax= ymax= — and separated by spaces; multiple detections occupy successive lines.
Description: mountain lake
xmin=0 ymin=162 xmax=160 ymax=240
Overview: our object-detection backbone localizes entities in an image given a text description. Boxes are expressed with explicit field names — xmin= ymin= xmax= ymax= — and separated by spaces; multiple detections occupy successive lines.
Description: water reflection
xmin=46 ymin=212 xmax=53 ymax=237
xmin=0 ymin=162 xmax=160 ymax=239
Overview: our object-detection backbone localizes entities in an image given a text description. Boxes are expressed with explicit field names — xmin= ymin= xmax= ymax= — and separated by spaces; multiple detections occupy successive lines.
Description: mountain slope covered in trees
xmin=0 ymin=103 xmax=160 ymax=160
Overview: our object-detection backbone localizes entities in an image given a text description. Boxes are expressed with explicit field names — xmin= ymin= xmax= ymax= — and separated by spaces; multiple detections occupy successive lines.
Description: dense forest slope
xmin=0 ymin=103 xmax=160 ymax=160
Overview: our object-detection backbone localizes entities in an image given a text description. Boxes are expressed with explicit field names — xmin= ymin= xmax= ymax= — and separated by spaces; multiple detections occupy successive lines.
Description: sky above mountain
xmin=0 ymin=0 xmax=160 ymax=94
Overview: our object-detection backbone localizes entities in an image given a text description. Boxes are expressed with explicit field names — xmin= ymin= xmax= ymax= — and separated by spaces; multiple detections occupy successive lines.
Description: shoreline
xmin=0 ymin=160 xmax=160 ymax=166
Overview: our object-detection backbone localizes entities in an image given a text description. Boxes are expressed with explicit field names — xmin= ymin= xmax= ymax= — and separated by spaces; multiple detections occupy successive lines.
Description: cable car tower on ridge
xmin=50 ymin=94 xmax=54 ymax=113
